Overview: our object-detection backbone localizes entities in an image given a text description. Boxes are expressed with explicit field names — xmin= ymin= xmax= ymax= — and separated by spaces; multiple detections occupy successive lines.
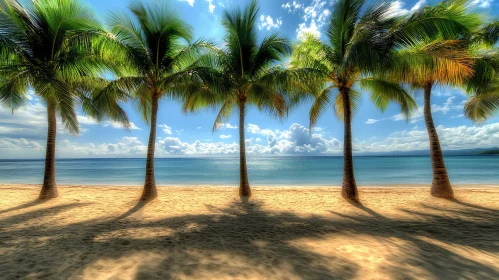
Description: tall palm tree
xmin=184 ymin=0 xmax=291 ymax=198
xmin=0 ymin=0 xmax=128 ymax=199
xmin=104 ymin=0 xmax=218 ymax=201
xmin=390 ymin=1 xmax=481 ymax=199
xmin=290 ymin=0 xmax=417 ymax=202
xmin=393 ymin=40 xmax=476 ymax=199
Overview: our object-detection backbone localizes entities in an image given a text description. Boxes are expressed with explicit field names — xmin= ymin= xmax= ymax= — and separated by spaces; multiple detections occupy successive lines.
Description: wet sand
xmin=0 ymin=184 xmax=498 ymax=279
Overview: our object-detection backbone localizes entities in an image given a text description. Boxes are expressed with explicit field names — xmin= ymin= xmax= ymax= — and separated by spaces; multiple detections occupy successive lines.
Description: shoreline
xmin=2 ymin=183 xmax=499 ymax=189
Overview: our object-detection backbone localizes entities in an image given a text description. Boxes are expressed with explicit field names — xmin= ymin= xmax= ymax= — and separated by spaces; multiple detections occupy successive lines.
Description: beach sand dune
xmin=0 ymin=185 xmax=498 ymax=279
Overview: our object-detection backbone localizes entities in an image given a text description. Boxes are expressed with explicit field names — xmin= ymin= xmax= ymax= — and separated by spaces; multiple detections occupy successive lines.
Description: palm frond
xmin=464 ymin=85 xmax=499 ymax=122
xmin=391 ymin=38 xmax=475 ymax=85
xmin=361 ymin=78 xmax=417 ymax=119
xmin=212 ymin=99 xmax=235 ymax=132
xmin=310 ymin=86 xmax=335 ymax=130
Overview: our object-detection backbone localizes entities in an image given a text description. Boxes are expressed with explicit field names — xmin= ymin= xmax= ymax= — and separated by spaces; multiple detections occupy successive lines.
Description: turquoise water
xmin=0 ymin=156 xmax=497 ymax=186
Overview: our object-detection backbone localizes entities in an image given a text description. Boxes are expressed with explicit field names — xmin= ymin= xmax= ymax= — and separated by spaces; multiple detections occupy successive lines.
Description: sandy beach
xmin=0 ymin=184 xmax=498 ymax=279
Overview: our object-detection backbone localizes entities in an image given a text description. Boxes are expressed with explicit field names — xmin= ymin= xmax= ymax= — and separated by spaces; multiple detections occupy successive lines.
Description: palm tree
xmin=290 ymin=0 xmax=417 ymax=202
xmin=183 ymin=0 xmax=291 ymax=198
xmin=104 ymin=0 xmax=218 ymax=201
xmin=393 ymin=40 xmax=475 ymax=199
xmin=390 ymin=1 xmax=482 ymax=199
xmin=0 ymin=0 xmax=128 ymax=199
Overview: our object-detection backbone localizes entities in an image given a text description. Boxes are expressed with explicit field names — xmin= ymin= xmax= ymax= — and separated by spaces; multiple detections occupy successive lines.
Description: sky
xmin=1 ymin=0 xmax=499 ymax=159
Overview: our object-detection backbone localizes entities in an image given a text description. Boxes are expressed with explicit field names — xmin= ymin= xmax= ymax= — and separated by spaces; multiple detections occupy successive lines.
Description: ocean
xmin=0 ymin=156 xmax=497 ymax=186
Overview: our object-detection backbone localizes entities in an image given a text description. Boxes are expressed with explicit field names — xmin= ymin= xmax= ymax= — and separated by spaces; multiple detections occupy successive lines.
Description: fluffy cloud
xmin=215 ymin=122 xmax=238 ymax=129
xmin=77 ymin=116 xmax=140 ymax=130
xmin=470 ymin=0 xmax=493 ymax=8
xmin=206 ymin=0 xmax=215 ymax=13
xmin=178 ymin=0 xmax=216 ymax=13
xmin=0 ymin=98 xmax=139 ymax=148
xmin=3 ymin=121 xmax=499 ymax=158
xmin=297 ymin=20 xmax=321 ymax=40
xmin=258 ymin=15 xmax=283 ymax=31
xmin=158 ymin=124 xmax=172 ymax=135
xmin=220 ymin=134 xmax=231 ymax=139
xmin=178 ymin=0 xmax=195 ymax=7
xmin=283 ymin=0 xmax=331 ymax=40
xmin=365 ymin=96 xmax=465 ymax=124
xmin=157 ymin=137 xmax=239 ymax=155
xmin=246 ymin=123 xmax=341 ymax=154
xmin=0 ymin=138 xmax=42 ymax=151
xmin=224 ymin=123 xmax=238 ymax=129
xmin=281 ymin=1 xmax=303 ymax=13
xmin=355 ymin=122 xmax=499 ymax=152
xmin=60 ymin=137 xmax=147 ymax=156
xmin=102 ymin=121 xmax=140 ymax=130
xmin=387 ymin=0 xmax=426 ymax=17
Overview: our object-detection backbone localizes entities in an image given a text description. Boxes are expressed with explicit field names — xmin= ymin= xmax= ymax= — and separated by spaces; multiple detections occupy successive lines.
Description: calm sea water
xmin=0 ymin=156 xmax=497 ymax=186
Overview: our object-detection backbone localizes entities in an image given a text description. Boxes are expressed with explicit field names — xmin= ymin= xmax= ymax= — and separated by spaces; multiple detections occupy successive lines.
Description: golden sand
xmin=0 ymin=184 xmax=498 ymax=279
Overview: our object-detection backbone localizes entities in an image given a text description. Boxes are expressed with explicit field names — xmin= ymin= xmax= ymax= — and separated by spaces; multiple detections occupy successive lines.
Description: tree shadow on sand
xmin=0 ymin=199 xmax=498 ymax=279
xmin=0 ymin=198 xmax=48 ymax=215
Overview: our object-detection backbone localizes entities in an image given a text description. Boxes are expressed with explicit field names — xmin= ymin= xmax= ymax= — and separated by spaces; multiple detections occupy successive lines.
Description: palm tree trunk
xmin=140 ymin=95 xmax=159 ymax=201
xmin=341 ymin=88 xmax=359 ymax=202
xmin=39 ymin=100 xmax=58 ymax=200
xmin=423 ymin=82 xmax=454 ymax=199
xmin=239 ymin=102 xmax=251 ymax=197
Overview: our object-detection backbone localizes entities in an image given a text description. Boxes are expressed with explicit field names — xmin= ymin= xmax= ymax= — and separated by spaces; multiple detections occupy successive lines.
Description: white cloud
xmin=246 ymin=123 xmax=342 ymax=154
xmin=179 ymin=0 xmax=216 ymax=13
xmin=0 ymin=100 xmax=137 ymax=142
xmin=0 ymin=137 xmax=42 ymax=151
xmin=258 ymin=15 xmax=283 ymax=31
xmin=158 ymin=124 xmax=172 ymax=135
xmin=99 ymin=120 xmax=140 ymax=130
xmin=4 ymin=121 xmax=499 ymax=158
xmin=224 ymin=123 xmax=238 ymax=129
xmin=178 ymin=0 xmax=195 ymax=7
xmin=410 ymin=0 xmax=426 ymax=11
xmin=220 ymin=134 xmax=231 ymax=139
xmin=60 ymin=136 xmax=148 ymax=156
xmin=157 ymin=137 xmax=239 ymax=155
xmin=366 ymin=96 xmax=465 ymax=124
xmin=297 ymin=20 xmax=321 ymax=40
xmin=387 ymin=0 xmax=426 ymax=17
xmin=0 ymin=102 xmax=48 ymax=139
xmin=291 ymin=0 xmax=331 ymax=40
xmin=206 ymin=0 xmax=215 ymax=13
xmin=216 ymin=122 xmax=238 ymax=129
xmin=470 ymin=0 xmax=492 ymax=8
xmin=282 ymin=1 xmax=303 ymax=13
xmin=77 ymin=116 xmax=140 ymax=130
xmin=355 ymin=122 xmax=499 ymax=152
xmin=365 ymin=118 xmax=380 ymax=124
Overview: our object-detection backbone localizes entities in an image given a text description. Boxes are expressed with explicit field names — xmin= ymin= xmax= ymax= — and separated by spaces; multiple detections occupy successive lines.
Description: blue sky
xmin=1 ymin=0 xmax=499 ymax=158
